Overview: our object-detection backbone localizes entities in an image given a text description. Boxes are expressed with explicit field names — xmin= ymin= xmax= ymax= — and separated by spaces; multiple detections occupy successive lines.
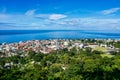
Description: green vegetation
xmin=0 ymin=48 xmax=120 ymax=80
xmin=101 ymin=53 xmax=114 ymax=58
xmin=114 ymin=42 xmax=120 ymax=48
xmin=93 ymin=46 xmax=107 ymax=51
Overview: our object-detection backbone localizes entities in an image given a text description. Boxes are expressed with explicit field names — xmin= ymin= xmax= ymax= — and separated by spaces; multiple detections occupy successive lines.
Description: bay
xmin=0 ymin=30 xmax=120 ymax=43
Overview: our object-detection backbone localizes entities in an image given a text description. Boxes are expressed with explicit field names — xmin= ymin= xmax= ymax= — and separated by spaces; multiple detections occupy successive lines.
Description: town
xmin=1 ymin=39 xmax=120 ymax=80
xmin=0 ymin=39 xmax=120 ymax=58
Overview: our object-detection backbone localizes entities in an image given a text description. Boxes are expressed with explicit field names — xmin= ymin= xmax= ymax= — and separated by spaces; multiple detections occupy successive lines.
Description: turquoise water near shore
xmin=0 ymin=30 xmax=120 ymax=43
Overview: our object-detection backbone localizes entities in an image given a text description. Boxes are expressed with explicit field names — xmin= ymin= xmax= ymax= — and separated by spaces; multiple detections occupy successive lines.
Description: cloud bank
xmin=101 ymin=8 xmax=120 ymax=15
xmin=0 ymin=8 xmax=120 ymax=30
xmin=25 ymin=9 xmax=36 ymax=16
xmin=49 ymin=14 xmax=67 ymax=20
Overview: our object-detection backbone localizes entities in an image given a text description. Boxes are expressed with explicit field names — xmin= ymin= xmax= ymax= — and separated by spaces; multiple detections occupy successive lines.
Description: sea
xmin=0 ymin=30 xmax=120 ymax=43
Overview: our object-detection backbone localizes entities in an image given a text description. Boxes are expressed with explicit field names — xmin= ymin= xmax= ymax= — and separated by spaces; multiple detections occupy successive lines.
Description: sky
xmin=0 ymin=0 xmax=120 ymax=30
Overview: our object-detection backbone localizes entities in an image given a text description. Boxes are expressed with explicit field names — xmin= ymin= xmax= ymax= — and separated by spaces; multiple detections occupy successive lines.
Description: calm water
xmin=0 ymin=30 xmax=120 ymax=43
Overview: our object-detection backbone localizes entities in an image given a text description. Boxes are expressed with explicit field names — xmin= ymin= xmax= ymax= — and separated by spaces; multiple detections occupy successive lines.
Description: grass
xmin=93 ymin=46 xmax=114 ymax=58
xmin=93 ymin=46 xmax=107 ymax=51
xmin=100 ymin=53 xmax=114 ymax=58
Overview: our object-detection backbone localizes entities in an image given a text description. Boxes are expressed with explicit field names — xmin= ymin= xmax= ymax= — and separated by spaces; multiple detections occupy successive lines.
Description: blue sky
xmin=0 ymin=0 xmax=120 ymax=30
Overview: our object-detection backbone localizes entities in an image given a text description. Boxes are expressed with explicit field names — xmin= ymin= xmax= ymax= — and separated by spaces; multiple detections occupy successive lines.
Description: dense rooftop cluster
xmin=0 ymin=39 xmax=119 ymax=58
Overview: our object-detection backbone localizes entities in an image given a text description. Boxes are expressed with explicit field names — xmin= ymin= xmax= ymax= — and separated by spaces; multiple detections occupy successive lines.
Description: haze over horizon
xmin=0 ymin=0 xmax=120 ymax=30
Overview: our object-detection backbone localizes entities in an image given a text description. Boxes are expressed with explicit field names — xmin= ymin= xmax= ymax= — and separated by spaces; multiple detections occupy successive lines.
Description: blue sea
xmin=0 ymin=30 xmax=120 ymax=43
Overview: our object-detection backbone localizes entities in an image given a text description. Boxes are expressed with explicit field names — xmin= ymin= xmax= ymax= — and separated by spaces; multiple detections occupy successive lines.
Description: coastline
xmin=0 ymin=30 xmax=120 ymax=43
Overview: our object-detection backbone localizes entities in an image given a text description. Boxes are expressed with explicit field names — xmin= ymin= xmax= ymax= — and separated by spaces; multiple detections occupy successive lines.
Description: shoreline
xmin=1 ymin=38 xmax=120 ymax=44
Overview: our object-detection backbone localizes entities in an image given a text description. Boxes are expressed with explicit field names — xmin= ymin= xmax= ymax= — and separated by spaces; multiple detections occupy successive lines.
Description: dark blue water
xmin=0 ymin=30 xmax=120 ymax=43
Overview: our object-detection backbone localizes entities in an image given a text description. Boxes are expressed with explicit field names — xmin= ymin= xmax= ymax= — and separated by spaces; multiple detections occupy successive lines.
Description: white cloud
xmin=0 ymin=12 xmax=120 ymax=30
xmin=50 ymin=18 xmax=120 ymax=30
xmin=49 ymin=14 xmax=67 ymax=20
xmin=35 ymin=14 xmax=49 ymax=19
xmin=0 ymin=14 xmax=11 ymax=21
xmin=25 ymin=9 xmax=36 ymax=16
xmin=101 ymin=8 xmax=120 ymax=15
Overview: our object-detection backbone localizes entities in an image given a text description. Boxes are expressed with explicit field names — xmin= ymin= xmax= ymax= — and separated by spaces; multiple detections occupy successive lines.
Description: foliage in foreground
xmin=0 ymin=48 xmax=120 ymax=80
